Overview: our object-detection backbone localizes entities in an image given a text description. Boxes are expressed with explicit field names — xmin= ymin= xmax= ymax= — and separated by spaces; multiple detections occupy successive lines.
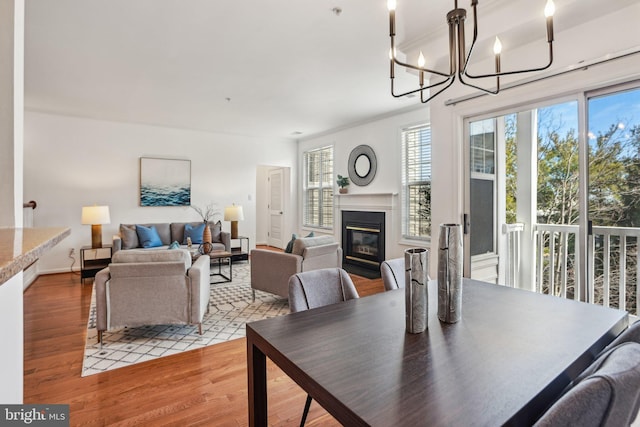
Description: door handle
xmin=463 ymin=213 xmax=470 ymax=234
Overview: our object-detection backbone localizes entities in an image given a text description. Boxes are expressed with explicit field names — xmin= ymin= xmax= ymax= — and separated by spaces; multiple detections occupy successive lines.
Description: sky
xmin=537 ymin=86 xmax=640 ymax=144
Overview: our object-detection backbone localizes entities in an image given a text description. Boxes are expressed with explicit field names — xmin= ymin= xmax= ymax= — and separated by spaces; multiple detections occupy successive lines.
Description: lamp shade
xmin=224 ymin=205 xmax=244 ymax=222
xmin=81 ymin=205 xmax=111 ymax=225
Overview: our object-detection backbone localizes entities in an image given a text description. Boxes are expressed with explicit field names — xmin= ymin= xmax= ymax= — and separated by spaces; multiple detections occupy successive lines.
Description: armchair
xmin=93 ymin=249 xmax=210 ymax=345
xmin=250 ymin=235 xmax=342 ymax=299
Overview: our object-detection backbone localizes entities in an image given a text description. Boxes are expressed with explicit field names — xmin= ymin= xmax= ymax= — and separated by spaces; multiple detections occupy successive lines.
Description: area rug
xmin=81 ymin=264 xmax=288 ymax=377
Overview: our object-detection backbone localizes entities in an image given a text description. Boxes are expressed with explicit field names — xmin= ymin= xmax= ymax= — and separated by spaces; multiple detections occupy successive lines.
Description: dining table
xmin=246 ymin=278 xmax=628 ymax=426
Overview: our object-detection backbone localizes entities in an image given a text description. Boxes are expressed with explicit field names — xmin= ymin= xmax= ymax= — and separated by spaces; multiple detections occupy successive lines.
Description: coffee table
xmin=208 ymin=250 xmax=232 ymax=284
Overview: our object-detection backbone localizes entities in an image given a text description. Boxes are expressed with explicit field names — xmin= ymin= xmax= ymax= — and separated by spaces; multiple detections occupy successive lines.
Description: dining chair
xmin=288 ymin=267 xmax=360 ymax=426
xmin=603 ymin=319 xmax=640 ymax=351
xmin=534 ymin=341 xmax=640 ymax=427
xmin=380 ymin=258 xmax=404 ymax=291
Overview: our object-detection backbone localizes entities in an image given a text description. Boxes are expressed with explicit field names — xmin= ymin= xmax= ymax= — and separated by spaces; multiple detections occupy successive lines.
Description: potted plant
xmin=337 ymin=175 xmax=350 ymax=194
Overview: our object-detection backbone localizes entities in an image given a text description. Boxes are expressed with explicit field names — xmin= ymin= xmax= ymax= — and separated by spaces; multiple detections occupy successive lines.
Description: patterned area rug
xmin=81 ymin=264 xmax=288 ymax=377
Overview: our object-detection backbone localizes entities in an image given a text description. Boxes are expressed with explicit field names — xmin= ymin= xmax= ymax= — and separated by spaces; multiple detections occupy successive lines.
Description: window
xmin=303 ymin=146 xmax=334 ymax=228
xmin=402 ymin=124 xmax=431 ymax=239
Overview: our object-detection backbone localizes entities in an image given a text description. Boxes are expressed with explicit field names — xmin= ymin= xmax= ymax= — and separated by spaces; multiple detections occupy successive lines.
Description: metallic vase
xmin=438 ymin=224 xmax=463 ymax=323
xmin=405 ymin=248 xmax=429 ymax=334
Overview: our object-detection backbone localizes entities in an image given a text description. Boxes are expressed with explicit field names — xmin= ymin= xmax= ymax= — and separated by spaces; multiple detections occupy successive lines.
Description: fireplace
xmin=342 ymin=211 xmax=385 ymax=278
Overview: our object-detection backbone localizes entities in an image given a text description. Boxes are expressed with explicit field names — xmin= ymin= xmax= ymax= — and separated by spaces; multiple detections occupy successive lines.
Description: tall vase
xmin=202 ymin=221 xmax=212 ymax=244
xmin=405 ymin=248 xmax=429 ymax=334
xmin=438 ymin=224 xmax=463 ymax=323
xmin=200 ymin=221 xmax=213 ymax=254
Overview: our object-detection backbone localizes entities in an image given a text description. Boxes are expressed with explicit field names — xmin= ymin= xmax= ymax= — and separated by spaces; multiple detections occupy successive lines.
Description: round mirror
xmin=348 ymin=145 xmax=377 ymax=186
xmin=354 ymin=154 xmax=371 ymax=178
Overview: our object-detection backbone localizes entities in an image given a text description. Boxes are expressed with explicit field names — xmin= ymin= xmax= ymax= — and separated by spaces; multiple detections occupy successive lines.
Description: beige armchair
xmin=93 ymin=249 xmax=210 ymax=345
xmin=250 ymin=235 xmax=342 ymax=299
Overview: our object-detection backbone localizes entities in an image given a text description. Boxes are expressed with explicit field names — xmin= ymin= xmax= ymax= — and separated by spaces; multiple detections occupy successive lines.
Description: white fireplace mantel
xmin=335 ymin=193 xmax=399 ymax=262
xmin=335 ymin=192 xmax=398 ymax=212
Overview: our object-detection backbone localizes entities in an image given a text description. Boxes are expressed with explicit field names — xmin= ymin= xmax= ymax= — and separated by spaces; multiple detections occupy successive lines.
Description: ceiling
xmin=23 ymin=0 xmax=637 ymax=140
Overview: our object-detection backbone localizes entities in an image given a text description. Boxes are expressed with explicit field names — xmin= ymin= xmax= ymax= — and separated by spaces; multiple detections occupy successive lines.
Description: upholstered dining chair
xmin=603 ymin=319 xmax=640 ymax=351
xmin=380 ymin=258 xmax=404 ymax=291
xmin=534 ymin=341 xmax=640 ymax=427
xmin=288 ymin=267 xmax=360 ymax=426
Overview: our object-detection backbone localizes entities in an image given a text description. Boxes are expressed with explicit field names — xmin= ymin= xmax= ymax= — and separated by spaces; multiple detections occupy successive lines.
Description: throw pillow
xmin=284 ymin=234 xmax=297 ymax=253
xmin=168 ymin=241 xmax=180 ymax=249
xmin=135 ymin=224 xmax=163 ymax=248
xmin=183 ymin=222 xmax=206 ymax=244
xmin=284 ymin=231 xmax=315 ymax=254
xmin=210 ymin=220 xmax=222 ymax=242
xmin=120 ymin=224 xmax=139 ymax=249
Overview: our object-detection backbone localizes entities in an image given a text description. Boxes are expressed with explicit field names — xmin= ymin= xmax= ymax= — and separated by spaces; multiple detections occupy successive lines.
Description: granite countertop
xmin=0 ymin=227 xmax=71 ymax=286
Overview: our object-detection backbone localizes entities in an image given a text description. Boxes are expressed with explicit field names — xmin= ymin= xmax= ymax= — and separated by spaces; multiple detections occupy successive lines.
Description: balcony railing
xmin=506 ymin=223 xmax=639 ymax=315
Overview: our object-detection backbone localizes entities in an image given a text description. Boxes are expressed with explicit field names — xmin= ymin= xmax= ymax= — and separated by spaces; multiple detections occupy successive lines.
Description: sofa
xmin=113 ymin=221 xmax=231 ymax=253
xmin=93 ymin=249 xmax=211 ymax=345
xmin=250 ymin=235 xmax=343 ymax=299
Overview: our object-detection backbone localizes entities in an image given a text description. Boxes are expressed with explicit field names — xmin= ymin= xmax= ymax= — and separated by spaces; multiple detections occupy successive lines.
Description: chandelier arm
xmin=464 ymin=39 xmax=553 ymax=79
xmin=457 ymin=72 xmax=499 ymax=95
xmin=392 ymin=57 xmax=453 ymax=79
xmin=461 ymin=0 xmax=479 ymax=74
xmin=391 ymin=74 xmax=455 ymax=99
xmin=420 ymin=76 xmax=457 ymax=104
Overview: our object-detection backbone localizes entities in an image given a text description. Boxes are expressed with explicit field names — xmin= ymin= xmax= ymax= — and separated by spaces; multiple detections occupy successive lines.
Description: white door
xmin=267 ymin=168 xmax=285 ymax=248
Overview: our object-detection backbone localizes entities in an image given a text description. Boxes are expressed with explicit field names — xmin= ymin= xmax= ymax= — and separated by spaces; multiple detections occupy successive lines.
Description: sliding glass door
xmin=464 ymin=83 xmax=640 ymax=315
xmin=465 ymin=101 xmax=579 ymax=290
xmin=587 ymin=85 xmax=640 ymax=314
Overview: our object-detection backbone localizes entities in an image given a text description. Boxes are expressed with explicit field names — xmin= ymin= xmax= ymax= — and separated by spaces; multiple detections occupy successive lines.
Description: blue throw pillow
xmin=135 ymin=225 xmax=163 ymax=248
xmin=183 ymin=223 xmax=206 ymax=245
xmin=168 ymin=241 xmax=180 ymax=250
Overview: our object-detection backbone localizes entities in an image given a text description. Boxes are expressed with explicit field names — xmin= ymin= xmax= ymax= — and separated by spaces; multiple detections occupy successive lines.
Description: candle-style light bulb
xmin=544 ymin=0 xmax=555 ymax=18
xmin=544 ymin=0 xmax=555 ymax=42
xmin=493 ymin=37 xmax=502 ymax=55
xmin=387 ymin=0 xmax=397 ymax=11
xmin=418 ymin=51 xmax=425 ymax=86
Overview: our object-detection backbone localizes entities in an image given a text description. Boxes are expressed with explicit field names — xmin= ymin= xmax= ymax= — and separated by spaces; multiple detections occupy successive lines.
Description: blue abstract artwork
xmin=140 ymin=157 xmax=191 ymax=206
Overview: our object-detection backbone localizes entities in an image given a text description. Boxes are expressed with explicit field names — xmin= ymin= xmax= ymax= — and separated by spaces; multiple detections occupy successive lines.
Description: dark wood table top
xmin=246 ymin=278 xmax=628 ymax=426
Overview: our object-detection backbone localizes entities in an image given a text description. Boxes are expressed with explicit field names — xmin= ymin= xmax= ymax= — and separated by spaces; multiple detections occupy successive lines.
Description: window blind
xmin=303 ymin=146 xmax=333 ymax=228
xmin=402 ymin=124 xmax=432 ymax=239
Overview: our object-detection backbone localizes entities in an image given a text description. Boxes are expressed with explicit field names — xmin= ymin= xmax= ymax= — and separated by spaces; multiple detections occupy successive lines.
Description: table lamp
xmin=81 ymin=205 xmax=111 ymax=248
xmin=224 ymin=204 xmax=244 ymax=239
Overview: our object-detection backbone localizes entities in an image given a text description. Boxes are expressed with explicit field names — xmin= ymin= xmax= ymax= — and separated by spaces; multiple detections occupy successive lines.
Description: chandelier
xmin=388 ymin=0 xmax=555 ymax=103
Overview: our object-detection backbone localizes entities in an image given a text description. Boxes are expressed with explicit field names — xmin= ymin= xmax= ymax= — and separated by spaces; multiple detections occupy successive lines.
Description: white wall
xmin=297 ymin=107 xmax=429 ymax=260
xmin=0 ymin=0 xmax=24 ymax=405
xmin=24 ymin=111 xmax=297 ymax=273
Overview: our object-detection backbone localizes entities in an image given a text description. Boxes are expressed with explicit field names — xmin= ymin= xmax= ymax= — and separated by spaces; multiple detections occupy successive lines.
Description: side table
xmin=231 ymin=236 xmax=249 ymax=262
xmin=80 ymin=245 xmax=112 ymax=284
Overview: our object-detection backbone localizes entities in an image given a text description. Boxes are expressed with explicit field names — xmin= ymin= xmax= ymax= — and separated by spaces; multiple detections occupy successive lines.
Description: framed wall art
xmin=139 ymin=157 xmax=191 ymax=206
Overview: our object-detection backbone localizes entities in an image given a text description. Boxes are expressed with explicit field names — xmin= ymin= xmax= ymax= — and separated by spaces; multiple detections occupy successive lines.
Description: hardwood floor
xmin=23 ymin=253 xmax=384 ymax=426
